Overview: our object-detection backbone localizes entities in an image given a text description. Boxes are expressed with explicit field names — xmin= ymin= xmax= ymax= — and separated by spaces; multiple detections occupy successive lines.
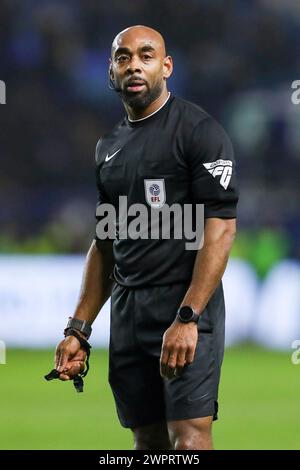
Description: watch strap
xmin=64 ymin=317 xmax=92 ymax=339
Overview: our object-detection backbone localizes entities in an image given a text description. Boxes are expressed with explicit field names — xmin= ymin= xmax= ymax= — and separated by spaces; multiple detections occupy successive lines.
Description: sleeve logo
xmin=203 ymin=159 xmax=232 ymax=189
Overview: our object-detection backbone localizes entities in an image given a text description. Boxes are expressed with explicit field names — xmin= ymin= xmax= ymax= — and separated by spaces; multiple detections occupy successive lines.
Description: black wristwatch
xmin=176 ymin=306 xmax=200 ymax=324
xmin=64 ymin=317 xmax=92 ymax=339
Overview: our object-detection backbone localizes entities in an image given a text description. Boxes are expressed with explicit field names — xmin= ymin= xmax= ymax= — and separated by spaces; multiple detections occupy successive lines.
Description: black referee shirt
xmin=95 ymin=94 xmax=238 ymax=287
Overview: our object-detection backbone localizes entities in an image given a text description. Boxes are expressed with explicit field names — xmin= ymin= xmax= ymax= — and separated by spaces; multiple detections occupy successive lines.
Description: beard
xmin=117 ymin=78 xmax=164 ymax=110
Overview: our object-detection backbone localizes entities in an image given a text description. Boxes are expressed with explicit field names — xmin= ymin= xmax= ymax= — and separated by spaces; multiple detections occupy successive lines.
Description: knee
xmin=132 ymin=424 xmax=172 ymax=450
xmin=134 ymin=434 xmax=171 ymax=450
xmin=134 ymin=437 xmax=170 ymax=450
xmin=173 ymin=434 xmax=212 ymax=450
xmin=169 ymin=418 xmax=213 ymax=450
xmin=174 ymin=438 xmax=193 ymax=450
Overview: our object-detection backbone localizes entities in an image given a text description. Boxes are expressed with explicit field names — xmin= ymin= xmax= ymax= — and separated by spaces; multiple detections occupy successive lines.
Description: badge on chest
xmin=144 ymin=179 xmax=166 ymax=209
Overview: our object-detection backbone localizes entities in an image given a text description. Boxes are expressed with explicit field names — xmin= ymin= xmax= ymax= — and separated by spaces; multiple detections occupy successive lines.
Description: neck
xmin=124 ymin=87 xmax=170 ymax=121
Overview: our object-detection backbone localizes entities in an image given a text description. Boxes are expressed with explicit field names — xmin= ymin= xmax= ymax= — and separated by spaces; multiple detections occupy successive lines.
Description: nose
xmin=126 ymin=55 xmax=142 ymax=74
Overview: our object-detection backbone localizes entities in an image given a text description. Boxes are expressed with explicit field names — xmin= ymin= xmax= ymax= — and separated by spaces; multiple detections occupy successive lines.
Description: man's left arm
xmin=160 ymin=115 xmax=239 ymax=379
xmin=160 ymin=217 xmax=236 ymax=379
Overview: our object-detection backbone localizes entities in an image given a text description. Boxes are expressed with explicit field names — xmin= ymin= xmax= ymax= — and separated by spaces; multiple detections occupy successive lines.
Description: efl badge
xmin=144 ymin=179 xmax=166 ymax=208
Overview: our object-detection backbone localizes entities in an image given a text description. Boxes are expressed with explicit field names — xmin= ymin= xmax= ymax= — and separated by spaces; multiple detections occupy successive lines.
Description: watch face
xmin=179 ymin=306 xmax=194 ymax=321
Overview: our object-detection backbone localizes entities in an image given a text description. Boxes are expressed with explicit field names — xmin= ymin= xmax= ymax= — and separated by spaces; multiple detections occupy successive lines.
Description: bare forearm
xmin=73 ymin=239 xmax=114 ymax=324
xmin=181 ymin=218 xmax=236 ymax=314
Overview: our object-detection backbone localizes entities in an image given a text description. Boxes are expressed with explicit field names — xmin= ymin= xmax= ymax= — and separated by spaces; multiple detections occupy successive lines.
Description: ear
xmin=109 ymin=59 xmax=114 ymax=80
xmin=163 ymin=56 xmax=173 ymax=80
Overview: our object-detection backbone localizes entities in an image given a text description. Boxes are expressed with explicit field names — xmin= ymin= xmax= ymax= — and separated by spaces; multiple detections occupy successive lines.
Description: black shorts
xmin=108 ymin=281 xmax=225 ymax=429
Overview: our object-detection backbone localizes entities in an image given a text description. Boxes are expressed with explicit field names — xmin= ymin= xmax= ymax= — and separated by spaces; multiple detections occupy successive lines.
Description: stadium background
xmin=0 ymin=0 xmax=299 ymax=449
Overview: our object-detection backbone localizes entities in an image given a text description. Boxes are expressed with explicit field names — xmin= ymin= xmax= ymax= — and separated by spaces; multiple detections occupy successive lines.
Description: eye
xmin=142 ymin=54 xmax=152 ymax=61
xmin=116 ymin=55 xmax=129 ymax=63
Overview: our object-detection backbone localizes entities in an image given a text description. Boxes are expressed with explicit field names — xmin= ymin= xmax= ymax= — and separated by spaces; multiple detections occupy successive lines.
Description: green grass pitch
xmin=0 ymin=345 xmax=299 ymax=450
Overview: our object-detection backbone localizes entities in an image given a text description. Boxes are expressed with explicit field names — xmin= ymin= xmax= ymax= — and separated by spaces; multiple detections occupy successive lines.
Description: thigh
xmin=163 ymin=296 xmax=225 ymax=423
xmin=133 ymin=283 xmax=191 ymax=356
xmin=109 ymin=283 xmax=166 ymax=429
xmin=109 ymin=347 xmax=166 ymax=429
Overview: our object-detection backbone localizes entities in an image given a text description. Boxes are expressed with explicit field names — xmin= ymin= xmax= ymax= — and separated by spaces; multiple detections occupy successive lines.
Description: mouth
xmin=125 ymin=80 xmax=146 ymax=93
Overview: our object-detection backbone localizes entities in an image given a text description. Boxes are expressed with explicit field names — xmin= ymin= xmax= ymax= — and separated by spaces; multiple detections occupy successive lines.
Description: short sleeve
xmin=187 ymin=116 xmax=239 ymax=218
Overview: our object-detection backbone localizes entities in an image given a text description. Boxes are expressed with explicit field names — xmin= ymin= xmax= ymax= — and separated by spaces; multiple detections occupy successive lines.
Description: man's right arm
xmin=72 ymin=239 xmax=114 ymax=325
xmin=55 ymin=239 xmax=114 ymax=377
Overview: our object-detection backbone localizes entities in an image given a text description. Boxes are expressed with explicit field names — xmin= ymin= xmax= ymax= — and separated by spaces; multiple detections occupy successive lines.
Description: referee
xmin=55 ymin=25 xmax=238 ymax=450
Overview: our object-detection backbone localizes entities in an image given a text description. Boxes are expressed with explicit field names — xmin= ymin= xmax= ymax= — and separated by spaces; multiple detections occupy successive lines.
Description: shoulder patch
xmin=203 ymin=159 xmax=232 ymax=189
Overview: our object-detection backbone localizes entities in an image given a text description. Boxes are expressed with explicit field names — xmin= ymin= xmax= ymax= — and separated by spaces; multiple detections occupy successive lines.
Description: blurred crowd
xmin=1 ymin=0 xmax=300 ymax=273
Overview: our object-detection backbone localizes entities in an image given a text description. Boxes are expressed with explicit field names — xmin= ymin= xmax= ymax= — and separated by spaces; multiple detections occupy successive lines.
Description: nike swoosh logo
xmin=105 ymin=148 xmax=122 ymax=162
xmin=187 ymin=392 xmax=209 ymax=403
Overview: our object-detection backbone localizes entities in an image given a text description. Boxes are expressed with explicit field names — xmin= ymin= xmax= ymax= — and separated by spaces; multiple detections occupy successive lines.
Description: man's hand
xmin=55 ymin=336 xmax=87 ymax=381
xmin=160 ymin=320 xmax=198 ymax=379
